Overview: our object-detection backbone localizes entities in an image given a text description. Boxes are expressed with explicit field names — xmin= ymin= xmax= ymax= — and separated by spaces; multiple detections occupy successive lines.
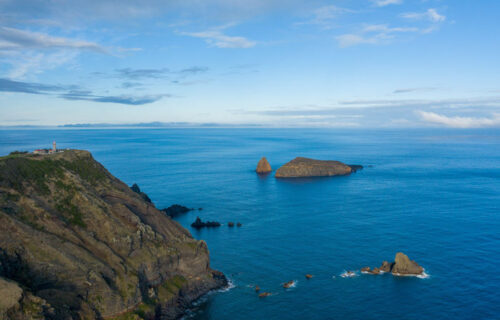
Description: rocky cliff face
xmin=0 ymin=150 xmax=226 ymax=319
xmin=275 ymin=157 xmax=355 ymax=178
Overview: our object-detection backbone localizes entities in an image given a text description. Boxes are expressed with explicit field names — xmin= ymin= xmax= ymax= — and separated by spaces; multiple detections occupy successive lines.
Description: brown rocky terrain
xmin=275 ymin=157 xmax=361 ymax=178
xmin=0 ymin=150 xmax=226 ymax=319
xmin=256 ymin=157 xmax=272 ymax=174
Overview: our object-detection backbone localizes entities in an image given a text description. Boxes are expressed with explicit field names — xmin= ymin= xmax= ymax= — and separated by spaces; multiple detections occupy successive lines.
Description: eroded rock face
xmin=0 ymin=277 xmax=50 ymax=319
xmin=0 ymin=277 xmax=22 ymax=314
xmin=275 ymin=157 xmax=358 ymax=178
xmin=392 ymin=252 xmax=424 ymax=275
xmin=256 ymin=157 xmax=272 ymax=174
xmin=0 ymin=150 xmax=226 ymax=319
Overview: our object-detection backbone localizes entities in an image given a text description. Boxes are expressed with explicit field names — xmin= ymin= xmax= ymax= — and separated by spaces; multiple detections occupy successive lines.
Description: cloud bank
xmin=418 ymin=111 xmax=500 ymax=128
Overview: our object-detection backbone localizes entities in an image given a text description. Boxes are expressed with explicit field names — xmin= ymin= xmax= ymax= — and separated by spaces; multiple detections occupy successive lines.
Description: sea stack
xmin=361 ymin=252 xmax=424 ymax=276
xmin=256 ymin=157 xmax=272 ymax=174
xmin=391 ymin=252 xmax=424 ymax=276
xmin=275 ymin=157 xmax=361 ymax=178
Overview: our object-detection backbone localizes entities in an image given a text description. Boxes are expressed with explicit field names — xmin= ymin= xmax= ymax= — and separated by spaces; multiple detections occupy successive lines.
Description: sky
xmin=0 ymin=0 xmax=499 ymax=128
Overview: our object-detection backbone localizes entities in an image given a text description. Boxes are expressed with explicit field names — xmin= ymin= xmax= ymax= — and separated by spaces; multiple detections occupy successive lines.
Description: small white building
xmin=33 ymin=141 xmax=62 ymax=155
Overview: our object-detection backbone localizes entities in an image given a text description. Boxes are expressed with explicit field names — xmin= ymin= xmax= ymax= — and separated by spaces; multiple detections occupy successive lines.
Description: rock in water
xmin=161 ymin=204 xmax=192 ymax=218
xmin=130 ymin=183 xmax=152 ymax=203
xmin=362 ymin=253 xmax=423 ymax=276
xmin=391 ymin=252 xmax=424 ymax=275
xmin=191 ymin=217 xmax=221 ymax=229
xmin=275 ymin=157 xmax=361 ymax=178
xmin=259 ymin=292 xmax=271 ymax=298
xmin=0 ymin=150 xmax=227 ymax=319
xmin=256 ymin=157 xmax=272 ymax=174
xmin=379 ymin=261 xmax=394 ymax=273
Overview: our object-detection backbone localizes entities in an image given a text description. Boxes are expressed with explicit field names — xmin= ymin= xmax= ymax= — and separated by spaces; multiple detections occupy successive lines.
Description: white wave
xmin=218 ymin=278 xmax=236 ymax=292
xmin=340 ymin=270 xmax=358 ymax=278
xmin=285 ymin=280 xmax=298 ymax=288
xmin=392 ymin=269 xmax=430 ymax=279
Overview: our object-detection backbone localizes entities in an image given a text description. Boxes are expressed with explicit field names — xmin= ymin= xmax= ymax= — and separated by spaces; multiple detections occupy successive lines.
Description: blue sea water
xmin=1 ymin=128 xmax=499 ymax=320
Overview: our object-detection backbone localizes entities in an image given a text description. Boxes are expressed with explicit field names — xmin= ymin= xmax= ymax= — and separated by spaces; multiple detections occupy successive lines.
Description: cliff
xmin=275 ymin=157 xmax=359 ymax=178
xmin=0 ymin=150 xmax=226 ymax=319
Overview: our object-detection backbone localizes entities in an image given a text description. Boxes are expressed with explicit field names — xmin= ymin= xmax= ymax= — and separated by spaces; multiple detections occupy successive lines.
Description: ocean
xmin=1 ymin=128 xmax=499 ymax=319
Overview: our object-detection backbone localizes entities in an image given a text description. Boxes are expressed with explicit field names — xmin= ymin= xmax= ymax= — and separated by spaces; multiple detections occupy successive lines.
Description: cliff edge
xmin=0 ymin=150 xmax=226 ymax=319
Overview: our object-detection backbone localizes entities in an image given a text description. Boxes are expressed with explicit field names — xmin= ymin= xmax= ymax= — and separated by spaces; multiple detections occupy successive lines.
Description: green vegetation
xmin=9 ymin=151 xmax=29 ymax=155
xmin=0 ymin=157 xmax=64 ymax=194
xmin=157 ymin=275 xmax=187 ymax=301
xmin=55 ymin=195 xmax=86 ymax=228
xmin=60 ymin=158 xmax=106 ymax=184
xmin=108 ymin=302 xmax=155 ymax=320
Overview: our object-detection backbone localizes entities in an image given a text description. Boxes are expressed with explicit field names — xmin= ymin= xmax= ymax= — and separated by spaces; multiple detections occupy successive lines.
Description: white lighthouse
xmin=52 ymin=141 xmax=57 ymax=153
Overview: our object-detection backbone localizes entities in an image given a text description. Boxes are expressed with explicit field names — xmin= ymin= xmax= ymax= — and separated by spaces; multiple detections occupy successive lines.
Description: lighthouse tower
xmin=52 ymin=141 xmax=57 ymax=153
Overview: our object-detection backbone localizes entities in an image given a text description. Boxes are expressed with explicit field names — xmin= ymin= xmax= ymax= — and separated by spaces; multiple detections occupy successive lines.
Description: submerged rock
xmin=259 ymin=292 xmax=271 ymax=298
xmin=161 ymin=204 xmax=193 ymax=218
xmin=228 ymin=222 xmax=234 ymax=227
xmin=237 ymin=222 xmax=242 ymax=227
xmin=191 ymin=217 xmax=221 ymax=229
xmin=256 ymin=157 xmax=272 ymax=174
xmin=275 ymin=157 xmax=362 ymax=178
xmin=255 ymin=286 xmax=260 ymax=292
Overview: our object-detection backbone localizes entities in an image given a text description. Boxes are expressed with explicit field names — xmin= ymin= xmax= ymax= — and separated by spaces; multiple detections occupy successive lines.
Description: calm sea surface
xmin=1 ymin=128 xmax=499 ymax=320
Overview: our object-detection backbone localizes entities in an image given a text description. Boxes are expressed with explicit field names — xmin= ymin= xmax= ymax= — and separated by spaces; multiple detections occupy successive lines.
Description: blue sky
xmin=0 ymin=0 xmax=499 ymax=127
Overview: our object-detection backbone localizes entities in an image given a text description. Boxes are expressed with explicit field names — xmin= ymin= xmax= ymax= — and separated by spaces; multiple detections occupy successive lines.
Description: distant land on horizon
xmin=0 ymin=122 xmax=267 ymax=129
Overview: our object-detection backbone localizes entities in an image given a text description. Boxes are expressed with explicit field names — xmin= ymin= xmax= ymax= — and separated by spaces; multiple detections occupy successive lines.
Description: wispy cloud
xmin=401 ymin=9 xmax=446 ymax=22
xmin=339 ymin=97 xmax=500 ymax=108
xmin=393 ymin=87 xmax=437 ymax=94
xmin=115 ymin=68 xmax=169 ymax=79
xmin=6 ymin=50 xmax=79 ymax=79
xmin=0 ymin=78 xmax=168 ymax=105
xmin=60 ymin=91 xmax=168 ymax=105
xmin=336 ymin=24 xmax=419 ymax=47
xmin=418 ymin=111 xmax=500 ymax=128
xmin=371 ymin=0 xmax=403 ymax=7
xmin=180 ymin=29 xmax=256 ymax=48
xmin=0 ymin=78 xmax=70 ymax=94
xmin=113 ymin=66 xmax=209 ymax=80
xmin=297 ymin=5 xmax=352 ymax=29
xmin=121 ymin=82 xmax=143 ymax=89
xmin=0 ymin=27 xmax=106 ymax=52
